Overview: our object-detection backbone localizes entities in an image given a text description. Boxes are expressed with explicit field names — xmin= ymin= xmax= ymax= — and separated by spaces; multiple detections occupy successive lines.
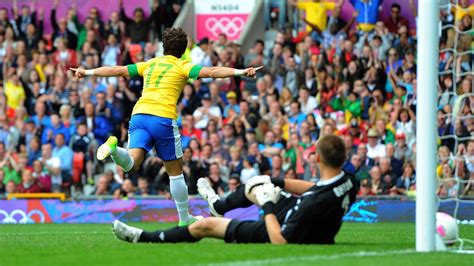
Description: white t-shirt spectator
xmin=367 ymin=143 xmax=386 ymax=160
xmin=395 ymin=121 xmax=415 ymax=148
xmin=300 ymin=96 xmax=318 ymax=115
xmin=41 ymin=156 xmax=61 ymax=186
xmin=193 ymin=106 xmax=222 ymax=129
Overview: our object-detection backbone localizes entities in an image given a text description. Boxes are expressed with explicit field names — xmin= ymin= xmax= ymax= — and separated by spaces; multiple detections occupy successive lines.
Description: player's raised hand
xmin=243 ymin=66 xmax=263 ymax=78
xmin=70 ymin=68 xmax=86 ymax=80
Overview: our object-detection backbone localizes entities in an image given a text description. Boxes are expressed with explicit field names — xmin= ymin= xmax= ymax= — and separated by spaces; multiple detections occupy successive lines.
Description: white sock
xmin=169 ymin=174 xmax=191 ymax=223
xmin=110 ymin=147 xmax=134 ymax=172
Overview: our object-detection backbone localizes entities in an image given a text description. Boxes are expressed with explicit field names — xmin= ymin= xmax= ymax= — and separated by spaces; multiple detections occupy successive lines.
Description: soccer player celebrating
xmin=70 ymin=28 xmax=262 ymax=226
xmin=112 ymin=135 xmax=357 ymax=244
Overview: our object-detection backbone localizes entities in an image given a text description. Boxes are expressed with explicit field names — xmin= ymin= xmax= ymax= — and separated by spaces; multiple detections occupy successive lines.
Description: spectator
xmin=190 ymin=37 xmax=214 ymax=69
xmin=224 ymin=175 xmax=241 ymax=197
xmin=270 ymin=154 xmax=285 ymax=180
xmin=27 ymin=137 xmax=41 ymax=166
xmin=17 ymin=168 xmax=41 ymax=193
xmin=303 ymin=152 xmax=318 ymax=181
xmin=1 ymin=152 xmax=21 ymax=185
xmin=379 ymin=156 xmax=396 ymax=187
xmin=298 ymin=87 xmax=317 ymax=115
xmin=385 ymin=3 xmax=409 ymax=35
xmin=119 ymin=0 xmax=160 ymax=45
xmin=390 ymin=161 xmax=416 ymax=196
xmin=193 ymin=94 xmax=222 ymax=130
xmin=207 ymin=163 xmax=226 ymax=196
xmin=32 ymin=160 xmax=51 ymax=192
xmin=38 ymin=142 xmax=62 ymax=189
xmin=289 ymin=0 xmax=341 ymax=33
xmin=350 ymin=0 xmax=383 ymax=33
xmin=394 ymin=131 xmax=413 ymax=163
xmin=113 ymin=178 xmax=135 ymax=199
xmin=223 ymin=91 xmax=240 ymax=118
xmin=52 ymin=133 xmax=73 ymax=186
xmin=385 ymin=143 xmax=403 ymax=178
xmin=4 ymin=73 xmax=25 ymax=112
xmin=240 ymin=156 xmax=259 ymax=184
xmin=135 ymin=176 xmax=155 ymax=196
xmin=228 ymin=146 xmax=243 ymax=175
xmin=366 ymin=128 xmax=386 ymax=161
xmin=41 ymin=114 xmax=70 ymax=145
xmin=94 ymin=175 xmax=110 ymax=195
xmin=367 ymin=165 xmax=388 ymax=195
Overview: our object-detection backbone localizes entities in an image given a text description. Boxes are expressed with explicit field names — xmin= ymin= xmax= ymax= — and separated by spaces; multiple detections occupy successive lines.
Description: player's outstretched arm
xmin=70 ymin=66 xmax=129 ymax=80
xmin=255 ymin=184 xmax=287 ymax=244
xmin=280 ymin=179 xmax=316 ymax=195
xmin=198 ymin=66 xmax=263 ymax=79
xmin=246 ymin=175 xmax=315 ymax=197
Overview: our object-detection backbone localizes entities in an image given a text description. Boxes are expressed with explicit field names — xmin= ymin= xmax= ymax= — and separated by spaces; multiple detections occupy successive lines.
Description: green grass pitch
xmin=1 ymin=222 xmax=473 ymax=265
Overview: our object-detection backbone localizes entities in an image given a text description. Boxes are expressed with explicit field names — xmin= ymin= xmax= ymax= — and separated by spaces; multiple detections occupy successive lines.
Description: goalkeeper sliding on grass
xmin=113 ymin=135 xmax=357 ymax=244
xmin=70 ymin=27 xmax=262 ymax=226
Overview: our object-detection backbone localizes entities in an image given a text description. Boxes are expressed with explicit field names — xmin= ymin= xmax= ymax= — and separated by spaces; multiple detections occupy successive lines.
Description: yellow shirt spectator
xmin=4 ymin=80 xmax=25 ymax=110
xmin=296 ymin=1 xmax=336 ymax=32
xmin=453 ymin=4 xmax=474 ymax=21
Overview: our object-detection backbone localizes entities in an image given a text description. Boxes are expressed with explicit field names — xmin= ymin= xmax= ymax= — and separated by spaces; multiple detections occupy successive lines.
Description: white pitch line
xmin=205 ymin=249 xmax=417 ymax=266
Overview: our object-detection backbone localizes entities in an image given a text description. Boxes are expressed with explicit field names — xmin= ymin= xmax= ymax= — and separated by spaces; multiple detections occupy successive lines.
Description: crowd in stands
xmin=0 ymin=0 xmax=472 ymax=199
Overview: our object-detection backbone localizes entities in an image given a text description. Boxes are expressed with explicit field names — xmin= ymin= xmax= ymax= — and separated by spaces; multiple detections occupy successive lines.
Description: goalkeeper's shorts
xmin=224 ymin=196 xmax=297 ymax=243
xmin=128 ymin=114 xmax=183 ymax=161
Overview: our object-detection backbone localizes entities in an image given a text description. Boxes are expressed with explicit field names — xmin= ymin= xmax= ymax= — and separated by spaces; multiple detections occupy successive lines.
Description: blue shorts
xmin=128 ymin=114 xmax=183 ymax=161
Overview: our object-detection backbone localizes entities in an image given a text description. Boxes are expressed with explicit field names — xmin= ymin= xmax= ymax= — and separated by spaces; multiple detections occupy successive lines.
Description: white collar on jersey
xmin=316 ymin=171 xmax=345 ymax=187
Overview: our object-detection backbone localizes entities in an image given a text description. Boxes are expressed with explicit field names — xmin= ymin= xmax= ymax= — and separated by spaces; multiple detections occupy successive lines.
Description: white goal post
xmin=416 ymin=0 xmax=440 ymax=252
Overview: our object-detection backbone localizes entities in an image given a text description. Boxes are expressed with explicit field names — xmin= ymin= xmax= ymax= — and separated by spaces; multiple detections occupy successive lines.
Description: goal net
xmin=435 ymin=0 xmax=474 ymax=252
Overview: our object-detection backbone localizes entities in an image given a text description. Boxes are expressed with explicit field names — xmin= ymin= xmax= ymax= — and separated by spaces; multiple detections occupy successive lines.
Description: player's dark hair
xmin=316 ymin=135 xmax=346 ymax=169
xmin=162 ymin=27 xmax=188 ymax=58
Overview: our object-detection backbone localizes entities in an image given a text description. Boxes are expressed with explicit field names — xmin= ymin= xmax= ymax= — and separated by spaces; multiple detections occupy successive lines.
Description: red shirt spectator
xmin=17 ymin=168 xmax=42 ymax=193
xmin=51 ymin=38 xmax=77 ymax=72
xmin=385 ymin=3 xmax=410 ymax=35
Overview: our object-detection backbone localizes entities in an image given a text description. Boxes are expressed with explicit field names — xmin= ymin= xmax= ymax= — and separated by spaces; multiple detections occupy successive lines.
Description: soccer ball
xmin=436 ymin=212 xmax=458 ymax=245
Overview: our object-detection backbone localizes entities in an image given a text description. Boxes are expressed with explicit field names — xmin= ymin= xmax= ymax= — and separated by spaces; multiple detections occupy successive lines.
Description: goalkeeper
xmin=113 ymin=135 xmax=357 ymax=244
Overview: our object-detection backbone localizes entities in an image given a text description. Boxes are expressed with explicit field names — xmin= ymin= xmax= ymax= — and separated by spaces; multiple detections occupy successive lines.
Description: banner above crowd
xmin=194 ymin=0 xmax=256 ymax=41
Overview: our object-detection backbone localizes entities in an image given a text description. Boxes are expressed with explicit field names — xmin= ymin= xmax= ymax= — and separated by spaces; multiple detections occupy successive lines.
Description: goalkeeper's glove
xmin=245 ymin=175 xmax=285 ymax=196
xmin=254 ymin=183 xmax=282 ymax=215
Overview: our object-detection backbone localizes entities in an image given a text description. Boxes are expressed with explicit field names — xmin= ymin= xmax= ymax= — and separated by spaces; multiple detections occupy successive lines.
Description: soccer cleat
xmin=97 ymin=136 xmax=118 ymax=161
xmin=112 ymin=220 xmax=143 ymax=243
xmin=197 ymin=178 xmax=222 ymax=217
xmin=178 ymin=215 xmax=204 ymax=227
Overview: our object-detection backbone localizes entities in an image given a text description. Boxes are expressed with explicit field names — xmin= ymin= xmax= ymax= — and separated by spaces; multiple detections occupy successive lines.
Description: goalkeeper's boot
xmin=97 ymin=136 xmax=118 ymax=161
xmin=178 ymin=215 xmax=204 ymax=227
xmin=112 ymin=220 xmax=142 ymax=243
xmin=197 ymin=178 xmax=222 ymax=217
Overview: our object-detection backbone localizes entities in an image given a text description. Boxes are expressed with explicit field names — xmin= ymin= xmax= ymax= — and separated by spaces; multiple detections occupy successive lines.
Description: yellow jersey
xmin=297 ymin=1 xmax=336 ymax=32
xmin=127 ymin=55 xmax=202 ymax=120
xmin=453 ymin=4 xmax=474 ymax=21
xmin=5 ymin=81 xmax=25 ymax=110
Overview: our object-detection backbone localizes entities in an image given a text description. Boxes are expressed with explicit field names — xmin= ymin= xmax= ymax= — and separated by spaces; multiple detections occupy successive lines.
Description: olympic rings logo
xmin=0 ymin=209 xmax=45 ymax=224
xmin=204 ymin=17 xmax=245 ymax=38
